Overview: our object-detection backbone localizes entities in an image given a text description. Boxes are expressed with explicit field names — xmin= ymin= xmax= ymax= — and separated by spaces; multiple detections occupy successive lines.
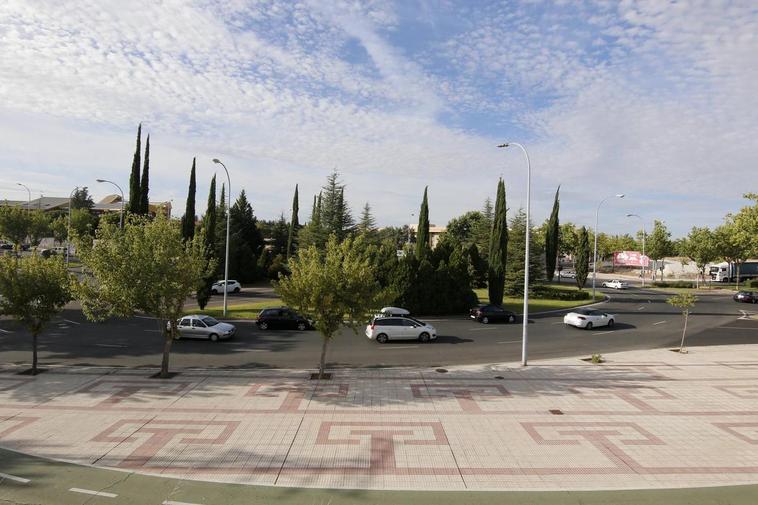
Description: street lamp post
xmin=498 ymin=142 xmax=530 ymax=367
xmin=96 ymin=179 xmax=124 ymax=228
xmin=16 ymin=183 xmax=31 ymax=210
xmin=213 ymin=159 xmax=232 ymax=317
xmin=592 ymin=194 xmax=625 ymax=300
xmin=66 ymin=186 xmax=79 ymax=266
xmin=626 ymin=214 xmax=646 ymax=287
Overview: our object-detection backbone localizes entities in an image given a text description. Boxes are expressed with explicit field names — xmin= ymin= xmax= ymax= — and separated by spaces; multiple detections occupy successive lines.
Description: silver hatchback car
xmin=176 ymin=315 xmax=236 ymax=341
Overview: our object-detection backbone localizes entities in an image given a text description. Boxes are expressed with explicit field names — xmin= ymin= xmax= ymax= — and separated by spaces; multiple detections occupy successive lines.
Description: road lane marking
xmin=379 ymin=345 xmax=419 ymax=349
xmin=721 ymin=326 xmax=758 ymax=331
xmin=637 ymin=306 xmax=646 ymax=311
xmin=163 ymin=501 xmax=205 ymax=505
xmin=0 ymin=328 xmax=13 ymax=334
xmin=653 ymin=321 xmax=668 ymax=326
xmin=69 ymin=488 xmax=118 ymax=498
xmin=594 ymin=331 xmax=615 ymax=335
xmin=497 ymin=340 xmax=522 ymax=344
xmin=0 ymin=472 xmax=30 ymax=483
xmin=63 ymin=319 xmax=81 ymax=325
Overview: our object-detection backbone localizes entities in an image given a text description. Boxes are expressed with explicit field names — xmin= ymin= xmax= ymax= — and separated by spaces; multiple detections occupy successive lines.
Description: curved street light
xmin=592 ymin=194 xmax=625 ymax=300
xmin=497 ymin=142 xmax=531 ymax=367
xmin=16 ymin=182 xmax=31 ymax=210
xmin=212 ymin=158 xmax=232 ymax=317
xmin=626 ymin=213 xmax=646 ymax=287
xmin=66 ymin=186 xmax=79 ymax=266
xmin=96 ymin=179 xmax=124 ymax=228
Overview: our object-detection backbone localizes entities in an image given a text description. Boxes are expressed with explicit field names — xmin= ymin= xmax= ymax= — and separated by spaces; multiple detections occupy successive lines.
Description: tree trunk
xmin=161 ymin=320 xmax=173 ymax=378
xmin=32 ymin=331 xmax=38 ymax=375
xmin=318 ymin=337 xmax=329 ymax=379
xmin=679 ymin=310 xmax=688 ymax=353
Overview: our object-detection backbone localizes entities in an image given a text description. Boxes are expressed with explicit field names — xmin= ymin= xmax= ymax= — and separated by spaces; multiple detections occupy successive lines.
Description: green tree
xmin=575 ymin=226 xmax=590 ymax=289
xmin=505 ymin=208 xmax=544 ymax=295
xmin=214 ymin=183 xmax=227 ymax=274
xmin=181 ymin=158 xmax=197 ymax=241
xmin=70 ymin=208 xmax=98 ymax=238
xmin=545 ymin=186 xmax=560 ymax=281
xmin=298 ymin=192 xmax=326 ymax=250
xmin=197 ymin=175 xmax=217 ymax=309
xmin=0 ymin=206 xmax=30 ymax=249
xmin=667 ymin=293 xmax=697 ymax=353
xmin=320 ymin=171 xmax=353 ymax=241
xmin=488 ymin=179 xmax=508 ymax=305
xmin=128 ymin=123 xmax=142 ymax=214
xmin=27 ymin=210 xmax=50 ymax=247
xmin=647 ymin=220 xmax=674 ymax=280
xmin=71 ymin=187 xmax=95 ymax=210
xmin=724 ymin=193 xmax=758 ymax=287
xmin=139 ymin=135 xmax=150 ymax=214
xmin=559 ymin=223 xmax=579 ymax=263
xmin=681 ymin=227 xmax=718 ymax=287
xmin=0 ymin=254 xmax=72 ymax=374
xmin=357 ymin=202 xmax=377 ymax=236
xmin=276 ymin=235 xmax=386 ymax=378
xmin=415 ymin=187 xmax=431 ymax=259
xmin=286 ymin=184 xmax=299 ymax=259
xmin=228 ymin=190 xmax=264 ymax=283
xmin=50 ymin=216 xmax=68 ymax=245
xmin=77 ymin=216 xmax=213 ymax=378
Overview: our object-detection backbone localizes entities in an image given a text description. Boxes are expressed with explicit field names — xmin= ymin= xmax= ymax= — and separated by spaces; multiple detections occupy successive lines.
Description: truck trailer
xmin=709 ymin=261 xmax=758 ymax=283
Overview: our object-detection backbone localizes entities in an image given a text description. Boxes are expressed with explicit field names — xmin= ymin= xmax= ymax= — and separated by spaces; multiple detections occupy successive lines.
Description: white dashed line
xmin=163 ymin=500 xmax=205 ymax=505
xmin=69 ymin=488 xmax=118 ymax=498
xmin=0 ymin=472 xmax=30 ymax=483
xmin=636 ymin=306 xmax=646 ymax=311
xmin=497 ymin=340 xmax=522 ymax=344
xmin=594 ymin=331 xmax=615 ymax=335
xmin=652 ymin=321 xmax=668 ymax=326
xmin=0 ymin=328 xmax=13 ymax=334
xmin=64 ymin=319 xmax=81 ymax=325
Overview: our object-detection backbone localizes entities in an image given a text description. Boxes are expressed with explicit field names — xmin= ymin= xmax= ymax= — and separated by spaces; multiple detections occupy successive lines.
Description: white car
xmin=602 ymin=279 xmax=629 ymax=289
xmin=564 ymin=309 xmax=616 ymax=330
xmin=211 ymin=280 xmax=242 ymax=294
xmin=365 ymin=316 xmax=437 ymax=343
xmin=560 ymin=270 xmax=577 ymax=278
xmin=377 ymin=306 xmax=410 ymax=317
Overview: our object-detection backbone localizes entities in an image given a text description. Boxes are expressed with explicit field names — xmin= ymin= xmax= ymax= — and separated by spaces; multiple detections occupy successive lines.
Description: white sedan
xmin=211 ymin=280 xmax=242 ymax=294
xmin=564 ymin=309 xmax=616 ymax=330
xmin=602 ymin=279 xmax=629 ymax=289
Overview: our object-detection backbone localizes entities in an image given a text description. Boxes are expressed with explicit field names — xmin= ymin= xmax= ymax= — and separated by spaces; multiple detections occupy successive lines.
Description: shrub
xmin=530 ymin=285 xmax=590 ymax=301
xmin=653 ymin=281 xmax=695 ymax=288
xmin=746 ymin=279 xmax=758 ymax=289
xmin=591 ymin=353 xmax=604 ymax=364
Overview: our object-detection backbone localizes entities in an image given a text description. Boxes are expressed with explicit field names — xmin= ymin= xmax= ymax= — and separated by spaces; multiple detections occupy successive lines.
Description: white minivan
xmin=365 ymin=316 xmax=437 ymax=343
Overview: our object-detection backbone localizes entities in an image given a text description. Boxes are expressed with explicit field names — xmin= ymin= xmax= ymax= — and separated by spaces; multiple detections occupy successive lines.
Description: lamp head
xmin=496 ymin=143 xmax=509 ymax=148
xmin=616 ymin=194 xmax=625 ymax=198
xmin=212 ymin=158 xmax=221 ymax=164
xmin=96 ymin=179 xmax=106 ymax=183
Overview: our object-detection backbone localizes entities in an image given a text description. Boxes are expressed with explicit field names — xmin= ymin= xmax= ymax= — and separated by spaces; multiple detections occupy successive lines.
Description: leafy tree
xmin=488 ymin=179 xmax=508 ymax=305
xmin=214 ymin=183 xmax=227 ymax=274
xmin=298 ymin=192 xmax=327 ymax=250
xmin=505 ymin=208 xmax=544 ymax=295
xmin=286 ymin=184 xmax=299 ymax=259
xmin=320 ymin=171 xmax=353 ymax=241
xmin=27 ymin=210 xmax=50 ymax=246
xmin=50 ymin=216 xmax=68 ymax=245
xmin=723 ymin=193 xmax=758 ymax=287
xmin=466 ymin=243 xmax=488 ymax=288
xmin=376 ymin=225 xmax=411 ymax=250
xmin=181 ymin=158 xmax=197 ymax=241
xmin=545 ymin=186 xmax=560 ymax=281
xmin=575 ymin=226 xmax=590 ymax=289
xmin=681 ymin=227 xmax=718 ymax=287
xmin=70 ymin=208 xmax=98 ymax=238
xmin=446 ymin=211 xmax=491 ymax=256
xmin=415 ymin=187 xmax=430 ymax=259
xmin=667 ymin=293 xmax=697 ymax=353
xmin=646 ymin=220 xmax=674 ymax=280
xmin=128 ymin=123 xmax=142 ymax=214
xmin=559 ymin=222 xmax=579 ymax=262
xmin=276 ymin=235 xmax=386 ymax=378
xmin=77 ymin=216 xmax=213 ymax=378
xmin=228 ymin=190 xmax=264 ymax=283
xmin=197 ymin=175 xmax=217 ymax=309
xmin=0 ymin=254 xmax=72 ymax=374
xmin=0 ymin=206 xmax=30 ymax=248
xmin=139 ymin=135 xmax=150 ymax=214
xmin=357 ymin=202 xmax=377 ymax=236
xmin=71 ymin=187 xmax=95 ymax=210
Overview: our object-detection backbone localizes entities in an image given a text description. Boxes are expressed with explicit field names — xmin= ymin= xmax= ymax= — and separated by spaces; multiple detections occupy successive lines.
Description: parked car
xmin=602 ymin=279 xmax=629 ymax=289
xmin=469 ymin=304 xmax=516 ymax=324
xmin=733 ymin=291 xmax=757 ymax=304
xmin=211 ymin=280 xmax=242 ymax=294
xmin=256 ymin=307 xmax=312 ymax=330
xmin=564 ymin=309 xmax=616 ymax=329
xmin=560 ymin=270 xmax=576 ymax=278
xmin=175 ymin=315 xmax=236 ymax=341
xmin=377 ymin=306 xmax=410 ymax=317
xmin=365 ymin=316 xmax=437 ymax=343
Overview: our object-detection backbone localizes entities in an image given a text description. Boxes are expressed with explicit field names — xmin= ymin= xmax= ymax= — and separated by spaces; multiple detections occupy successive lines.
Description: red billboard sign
xmin=613 ymin=251 xmax=650 ymax=267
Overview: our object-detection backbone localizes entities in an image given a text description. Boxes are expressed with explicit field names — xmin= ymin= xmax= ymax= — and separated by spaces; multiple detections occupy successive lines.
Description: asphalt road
xmin=0 ymin=288 xmax=756 ymax=370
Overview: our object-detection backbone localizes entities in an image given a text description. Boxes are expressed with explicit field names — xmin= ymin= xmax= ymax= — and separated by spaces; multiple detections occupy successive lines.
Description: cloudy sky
xmin=1 ymin=0 xmax=756 ymax=236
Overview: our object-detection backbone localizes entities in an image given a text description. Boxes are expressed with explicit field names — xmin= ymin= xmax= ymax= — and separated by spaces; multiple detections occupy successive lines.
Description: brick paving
xmin=1 ymin=345 xmax=758 ymax=491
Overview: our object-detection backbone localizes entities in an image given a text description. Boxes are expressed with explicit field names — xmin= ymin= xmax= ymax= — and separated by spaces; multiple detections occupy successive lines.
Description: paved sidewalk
xmin=1 ymin=345 xmax=758 ymax=491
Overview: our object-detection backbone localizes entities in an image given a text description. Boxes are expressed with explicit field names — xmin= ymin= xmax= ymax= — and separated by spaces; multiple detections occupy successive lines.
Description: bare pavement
xmin=2 ymin=344 xmax=758 ymax=504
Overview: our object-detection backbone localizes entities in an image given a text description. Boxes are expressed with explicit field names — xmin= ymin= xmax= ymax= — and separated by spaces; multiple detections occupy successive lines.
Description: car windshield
xmin=574 ymin=309 xmax=592 ymax=315
xmin=201 ymin=316 xmax=220 ymax=326
xmin=408 ymin=317 xmax=426 ymax=326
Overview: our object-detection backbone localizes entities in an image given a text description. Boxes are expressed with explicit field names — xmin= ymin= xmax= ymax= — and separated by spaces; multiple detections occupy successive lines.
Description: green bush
xmin=653 ymin=281 xmax=695 ymax=288
xmin=530 ymin=285 xmax=590 ymax=301
xmin=746 ymin=279 xmax=758 ymax=289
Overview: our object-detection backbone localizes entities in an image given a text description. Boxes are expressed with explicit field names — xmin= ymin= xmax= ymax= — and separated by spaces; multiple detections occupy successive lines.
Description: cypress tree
xmin=415 ymin=187 xmax=430 ymax=259
xmin=214 ymin=183 xmax=227 ymax=275
xmin=286 ymin=184 xmax=299 ymax=259
xmin=139 ymin=135 xmax=151 ymax=215
xmin=128 ymin=123 xmax=142 ymax=214
xmin=358 ymin=202 xmax=377 ymax=234
xmin=545 ymin=185 xmax=560 ymax=281
xmin=488 ymin=178 xmax=508 ymax=306
xmin=181 ymin=158 xmax=197 ymax=241
xmin=576 ymin=226 xmax=590 ymax=289
xmin=196 ymin=175 xmax=217 ymax=309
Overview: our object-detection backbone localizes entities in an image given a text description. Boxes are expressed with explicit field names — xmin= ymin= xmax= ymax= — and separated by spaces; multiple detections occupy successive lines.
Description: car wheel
xmin=234 ymin=287 xmax=240 ymax=293
xmin=607 ymin=319 xmax=614 ymax=327
xmin=376 ymin=333 xmax=388 ymax=344
xmin=585 ymin=322 xmax=593 ymax=330
xmin=419 ymin=332 xmax=430 ymax=343
xmin=209 ymin=333 xmax=219 ymax=342
xmin=481 ymin=316 xmax=489 ymax=324
xmin=297 ymin=322 xmax=307 ymax=331
xmin=259 ymin=321 xmax=269 ymax=330
xmin=508 ymin=315 xmax=515 ymax=323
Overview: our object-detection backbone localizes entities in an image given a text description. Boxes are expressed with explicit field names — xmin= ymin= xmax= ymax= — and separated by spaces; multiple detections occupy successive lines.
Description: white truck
xmin=709 ymin=261 xmax=758 ymax=283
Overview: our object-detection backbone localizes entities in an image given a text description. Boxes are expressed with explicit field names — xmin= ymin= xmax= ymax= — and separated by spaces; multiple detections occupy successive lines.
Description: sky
xmin=1 ymin=0 xmax=756 ymax=237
